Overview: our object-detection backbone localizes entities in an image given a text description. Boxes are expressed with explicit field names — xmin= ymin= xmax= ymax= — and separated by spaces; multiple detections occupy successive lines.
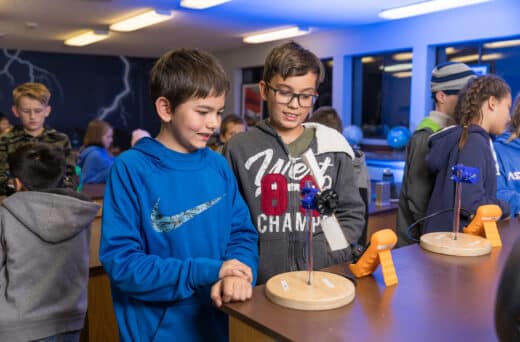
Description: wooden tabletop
xmin=222 ymin=218 xmax=519 ymax=341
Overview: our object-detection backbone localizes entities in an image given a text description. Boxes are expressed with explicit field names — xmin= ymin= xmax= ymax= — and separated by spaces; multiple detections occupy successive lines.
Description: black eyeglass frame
xmin=265 ymin=83 xmax=319 ymax=108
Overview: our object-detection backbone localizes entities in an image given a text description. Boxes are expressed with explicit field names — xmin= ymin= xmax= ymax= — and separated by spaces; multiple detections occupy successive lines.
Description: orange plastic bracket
xmin=463 ymin=204 xmax=502 ymax=247
xmin=349 ymin=229 xmax=398 ymax=286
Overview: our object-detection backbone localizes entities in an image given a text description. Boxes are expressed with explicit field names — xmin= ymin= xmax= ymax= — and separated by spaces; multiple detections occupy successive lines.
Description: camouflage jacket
xmin=0 ymin=126 xmax=77 ymax=195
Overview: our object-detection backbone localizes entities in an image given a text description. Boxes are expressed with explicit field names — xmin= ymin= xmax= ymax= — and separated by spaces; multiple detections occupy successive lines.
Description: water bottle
xmin=382 ymin=168 xmax=397 ymax=199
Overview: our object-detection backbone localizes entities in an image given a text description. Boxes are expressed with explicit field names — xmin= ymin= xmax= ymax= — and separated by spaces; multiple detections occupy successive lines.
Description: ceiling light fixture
xmin=392 ymin=52 xmax=413 ymax=61
xmin=383 ymin=63 xmax=412 ymax=72
xmin=110 ymin=9 xmax=173 ymax=32
xmin=243 ymin=26 xmax=310 ymax=44
xmin=445 ymin=47 xmax=458 ymax=54
xmin=379 ymin=0 xmax=492 ymax=20
xmin=180 ymin=0 xmax=231 ymax=10
xmin=484 ymin=39 xmax=520 ymax=49
xmin=361 ymin=56 xmax=376 ymax=63
xmin=64 ymin=30 xmax=109 ymax=47
xmin=393 ymin=71 xmax=412 ymax=78
xmin=450 ymin=53 xmax=503 ymax=63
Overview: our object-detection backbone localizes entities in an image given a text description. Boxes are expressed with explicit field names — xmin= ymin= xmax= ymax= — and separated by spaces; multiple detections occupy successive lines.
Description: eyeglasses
xmin=265 ymin=83 xmax=318 ymax=108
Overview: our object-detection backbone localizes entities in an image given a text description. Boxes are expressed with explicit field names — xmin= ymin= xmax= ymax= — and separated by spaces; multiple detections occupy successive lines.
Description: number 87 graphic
xmin=260 ymin=174 xmax=320 ymax=217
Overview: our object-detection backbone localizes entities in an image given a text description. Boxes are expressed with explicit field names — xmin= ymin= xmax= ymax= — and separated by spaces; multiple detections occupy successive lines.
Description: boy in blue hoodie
xmin=99 ymin=49 xmax=258 ymax=342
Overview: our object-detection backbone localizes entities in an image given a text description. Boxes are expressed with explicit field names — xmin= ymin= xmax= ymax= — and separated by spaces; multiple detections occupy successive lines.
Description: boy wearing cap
xmin=396 ymin=62 xmax=476 ymax=247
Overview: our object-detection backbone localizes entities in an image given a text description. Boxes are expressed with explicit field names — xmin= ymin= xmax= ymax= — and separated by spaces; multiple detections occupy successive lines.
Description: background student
xmin=214 ymin=113 xmax=246 ymax=153
xmin=494 ymin=94 xmax=520 ymax=217
xmin=0 ymin=82 xmax=76 ymax=195
xmin=424 ymin=75 xmax=511 ymax=233
xmin=397 ymin=62 xmax=476 ymax=246
xmin=77 ymin=119 xmax=115 ymax=185
xmin=0 ymin=143 xmax=99 ymax=342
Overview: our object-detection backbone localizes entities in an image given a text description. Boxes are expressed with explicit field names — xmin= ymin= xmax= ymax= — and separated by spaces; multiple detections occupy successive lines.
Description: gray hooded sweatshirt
xmin=225 ymin=120 xmax=365 ymax=284
xmin=0 ymin=190 xmax=99 ymax=342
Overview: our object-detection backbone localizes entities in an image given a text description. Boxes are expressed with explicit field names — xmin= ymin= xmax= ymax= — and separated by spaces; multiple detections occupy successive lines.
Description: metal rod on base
xmin=452 ymin=180 xmax=462 ymax=240
xmin=304 ymin=181 xmax=314 ymax=286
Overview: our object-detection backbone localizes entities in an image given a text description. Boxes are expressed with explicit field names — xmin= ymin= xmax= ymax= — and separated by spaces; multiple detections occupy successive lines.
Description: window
xmin=352 ymin=50 xmax=412 ymax=139
xmin=436 ymin=37 xmax=520 ymax=96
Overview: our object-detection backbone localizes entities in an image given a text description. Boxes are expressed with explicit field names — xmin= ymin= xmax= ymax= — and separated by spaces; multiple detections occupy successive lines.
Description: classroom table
xmin=222 ymin=218 xmax=519 ymax=342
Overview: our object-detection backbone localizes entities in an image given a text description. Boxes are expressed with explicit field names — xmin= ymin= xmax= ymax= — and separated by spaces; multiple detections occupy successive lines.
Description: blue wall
xmin=215 ymin=0 xmax=520 ymax=132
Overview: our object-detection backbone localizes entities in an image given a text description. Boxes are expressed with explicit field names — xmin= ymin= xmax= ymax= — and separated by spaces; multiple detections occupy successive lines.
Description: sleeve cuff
xmin=190 ymin=258 xmax=222 ymax=287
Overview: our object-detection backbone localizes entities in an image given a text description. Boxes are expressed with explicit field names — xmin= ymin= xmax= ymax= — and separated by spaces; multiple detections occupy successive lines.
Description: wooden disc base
xmin=420 ymin=232 xmax=491 ymax=256
xmin=264 ymin=271 xmax=355 ymax=311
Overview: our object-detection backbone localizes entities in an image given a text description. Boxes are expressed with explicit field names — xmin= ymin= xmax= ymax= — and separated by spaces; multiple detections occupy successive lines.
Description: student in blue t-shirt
xmin=99 ymin=48 xmax=258 ymax=342
xmin=494 ymin=95 xmax=520 ymax=217
xmin=77 ymin=119 xmax=114 ymax=185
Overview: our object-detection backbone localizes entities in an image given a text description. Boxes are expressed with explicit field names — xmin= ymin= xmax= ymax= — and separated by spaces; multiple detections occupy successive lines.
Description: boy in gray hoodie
xmin=0 ymin=143 xmax=99 ymax=342
xmin=225 ymin=42 xmax=365 ymax=284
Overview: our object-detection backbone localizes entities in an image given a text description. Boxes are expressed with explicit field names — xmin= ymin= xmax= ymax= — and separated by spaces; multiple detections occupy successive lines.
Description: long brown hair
xmin=83 ymin=119 xmax=112 ymax=148
xmin=456 ymin=75 xmax=510 ymax=150
xmin=506 ymin=94 xmax=520 ymax=143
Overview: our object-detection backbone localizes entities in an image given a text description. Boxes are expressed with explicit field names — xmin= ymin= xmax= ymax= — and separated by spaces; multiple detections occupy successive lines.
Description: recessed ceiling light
xmin=180 ymin=0 xmax=231 ymax=10
xmin=379 ymin=0 xmax=493 ymax=20
xmin=450 ymin=53 xmax=503 ymax=63
xmin=243 ymin=26 xmax=310 ymax=44
xmin=392 ymin=52 xmax=413 ymax=61
xmin=383 ymin=63 xmax=412 ymax=72
xmin=110 ymin=10 xmax=173 ymax=32
xmin=64 ymin=30 xmax=109 ymax=47
xmin=484 ymin=39 xmax=520 ymax=49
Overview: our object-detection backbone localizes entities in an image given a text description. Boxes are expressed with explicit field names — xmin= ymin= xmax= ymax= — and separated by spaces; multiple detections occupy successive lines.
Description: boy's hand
xmin=210 ymin=276 xmax=253 ymax=307
xmin=219 ymin=259 xmax=252 ymax=282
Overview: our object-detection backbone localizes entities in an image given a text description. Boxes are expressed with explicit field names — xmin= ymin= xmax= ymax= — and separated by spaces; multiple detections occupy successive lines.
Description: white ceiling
xmin=0 ymin=0 xmax=501 ymax=57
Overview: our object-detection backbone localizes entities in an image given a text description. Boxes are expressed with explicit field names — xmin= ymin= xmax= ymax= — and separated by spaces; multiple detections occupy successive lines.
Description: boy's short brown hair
xmin=308 ymin=106 xmax=343 ymax=133
xmin=220 ymin=114 xmax=246 ymax=136
xmin=262 ymin=42 xmax=324 ymax=86
xmin=12 ymin=82 xmax=51 ymax=107
xmin=150 ymin=48 xmax=230 ymax=113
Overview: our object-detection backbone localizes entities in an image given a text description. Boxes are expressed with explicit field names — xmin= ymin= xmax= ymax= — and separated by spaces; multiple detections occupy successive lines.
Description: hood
xmin=131 ymin=136 xmax=210 ymax=171
xmin=427 ymin=125 xmax=489 ymax=174
xmin=495 ymin=131 xmax=520 ymax=149
xmin=254 ymin=120 xmax=354 ymax=158
xmin=2 ymin=190 xmax=100 ymax=243
xmin=77 ymin=145 xmax=103 ymax=167
xmin=302 ymin=122 xmax=354 ymax=158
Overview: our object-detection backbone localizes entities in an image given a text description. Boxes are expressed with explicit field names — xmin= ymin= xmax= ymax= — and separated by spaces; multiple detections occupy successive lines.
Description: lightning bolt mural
xmin=96 ymin=56 xmax=131 ymax=126
xmin=0 ymin=49 xmax=64 ymax=103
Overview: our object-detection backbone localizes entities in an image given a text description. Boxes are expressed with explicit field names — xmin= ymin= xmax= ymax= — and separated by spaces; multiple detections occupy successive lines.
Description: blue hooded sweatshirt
xmin=425 ymin=125 xmax=509 ymax=234
xmin=77 ymin=146 xmax=114 ymax=184
xmin=494 ymin=132 xmax=520 ymax=216
xmin=99 ymin=137 xmax=258 ymax=342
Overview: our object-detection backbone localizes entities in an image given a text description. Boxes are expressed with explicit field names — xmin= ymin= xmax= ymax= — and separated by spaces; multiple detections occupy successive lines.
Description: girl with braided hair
xmin=494 ymin=94 xmax=520 ymax=217
xmin=423 ymin=75 xmax=512 ymax=234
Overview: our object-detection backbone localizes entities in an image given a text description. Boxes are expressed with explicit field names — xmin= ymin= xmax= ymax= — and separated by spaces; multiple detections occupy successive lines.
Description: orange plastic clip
xmin=463 ymin=204 xmax=502 ymax=247
xmin=349 ymin=229 xmax=398 ymax=286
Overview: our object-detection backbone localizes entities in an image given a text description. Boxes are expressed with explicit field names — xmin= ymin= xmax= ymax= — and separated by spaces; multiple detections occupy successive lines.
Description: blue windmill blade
xmin=451 ymin=164 xmax=480 ymax=184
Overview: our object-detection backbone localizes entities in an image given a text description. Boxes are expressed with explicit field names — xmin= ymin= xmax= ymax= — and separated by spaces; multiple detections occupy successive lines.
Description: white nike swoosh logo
xmin=150 ymin=195 xmax=224 ymax=232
